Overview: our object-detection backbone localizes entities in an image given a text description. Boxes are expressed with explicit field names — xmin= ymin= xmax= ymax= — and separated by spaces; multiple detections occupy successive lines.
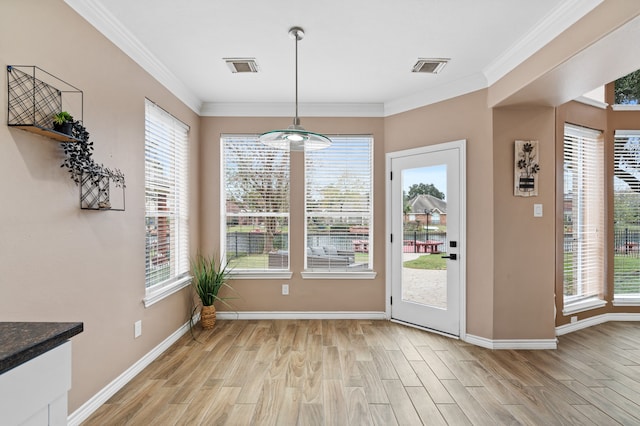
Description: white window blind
xmin=563 ymin=123 xmax=604 ymax=306
xmin=145 ymin=100 xmax=189 ymax=288
xmin=614 ymin=130 xmax=640 ymax=297
xmin=222 ymin=135 xmax=290 ymax=270
xmin=305 ymin=136 xmax=373 ymax=271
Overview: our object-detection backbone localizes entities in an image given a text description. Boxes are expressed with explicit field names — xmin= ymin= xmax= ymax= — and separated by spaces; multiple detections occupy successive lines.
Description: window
xmin=614 ymin=70 xmax=640 ymax=105
xmin=563 ymin=123 xmax=605 ymax=313
xmin=222 ymin=135 xmax=290 ymax=271
xmin=144 ymin=100 xmax=189 ymax=295
xmin=613 ymin=130 xmax=640 ymax=303
xmin=305 ymin=136 xmax=373 ymax=271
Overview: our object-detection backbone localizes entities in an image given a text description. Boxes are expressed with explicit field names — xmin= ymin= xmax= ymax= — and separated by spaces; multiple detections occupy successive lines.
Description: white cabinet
xmin=0 ymin=342 xmax=72 ymax=425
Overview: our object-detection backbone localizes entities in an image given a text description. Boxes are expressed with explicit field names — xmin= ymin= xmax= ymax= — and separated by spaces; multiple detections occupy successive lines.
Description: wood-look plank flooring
xmin=83 ymin=320 xmax=640 ymax=425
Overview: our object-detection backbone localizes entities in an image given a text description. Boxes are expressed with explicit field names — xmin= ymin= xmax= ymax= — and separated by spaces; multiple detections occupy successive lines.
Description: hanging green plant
xmin=60 ymin=120 xmax=125 ymax=188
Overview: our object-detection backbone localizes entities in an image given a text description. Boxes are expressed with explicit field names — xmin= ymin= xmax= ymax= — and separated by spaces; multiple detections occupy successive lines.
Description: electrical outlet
xmin=282 ymin=284 xmax=289 ymax=295
xmin=570 ymin=316 xmax=577 ymax=323
xmin=134 ymin=320 xmax=142 ymax=338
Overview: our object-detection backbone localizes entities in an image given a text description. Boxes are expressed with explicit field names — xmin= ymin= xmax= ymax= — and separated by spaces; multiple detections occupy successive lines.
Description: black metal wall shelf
xmin=7 ymin=65 xmax=83 ymax=142
xmin=80 ymin=172 xmax=125 ymax=211
xmin=7 ymin=65 xmax=126 ymax=211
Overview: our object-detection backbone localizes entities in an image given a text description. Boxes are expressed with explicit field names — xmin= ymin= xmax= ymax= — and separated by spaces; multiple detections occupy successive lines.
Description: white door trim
xmin=385 ymin=140 xmax=467 ymax=341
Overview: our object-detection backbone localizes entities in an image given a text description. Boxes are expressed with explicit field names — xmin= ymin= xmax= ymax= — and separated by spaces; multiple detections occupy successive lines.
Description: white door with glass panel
xmin=388 ymin=140 xmax=465 ymax=337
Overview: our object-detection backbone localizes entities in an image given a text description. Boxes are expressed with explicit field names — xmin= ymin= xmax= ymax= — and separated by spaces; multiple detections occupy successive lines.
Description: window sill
xmin=613 ymin=295 xmax=640 ymax=306
xmin=611 ymin=104 xmax=640 ymax=111
xmin=301 ymin=271 xmax=377 ymax=280
xmin=230 ymin=271 xmax=293 ymax=280
xmin=143 ymin=275 xmax=192 ymax=308
xmin=562 ymin=297 xmax=607 ymax=316
xmin=574 ymin=96 xmax=608 ymax=109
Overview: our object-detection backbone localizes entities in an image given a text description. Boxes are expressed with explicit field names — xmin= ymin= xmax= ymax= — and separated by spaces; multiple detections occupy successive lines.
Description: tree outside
xmin=407 ymin=182 xmax=445 ymax=200
xmin=225 ymin=141 xmax=289 ymax=254
xmin=615 ymin=69 xmax=640 ymax=105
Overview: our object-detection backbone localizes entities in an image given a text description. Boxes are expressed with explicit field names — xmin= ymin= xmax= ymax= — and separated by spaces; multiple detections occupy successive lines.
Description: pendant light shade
xmin=259 ymin=27 xmax=332 ymax=151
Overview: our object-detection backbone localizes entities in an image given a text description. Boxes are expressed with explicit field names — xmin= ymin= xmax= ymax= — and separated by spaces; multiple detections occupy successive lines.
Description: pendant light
xmin=259 ymin=27 xmax=332 ymax=151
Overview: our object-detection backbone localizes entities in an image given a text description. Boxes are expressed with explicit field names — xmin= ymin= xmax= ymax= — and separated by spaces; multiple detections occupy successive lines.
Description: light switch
xmin=534 ymin=204 xmax=543 ymax=217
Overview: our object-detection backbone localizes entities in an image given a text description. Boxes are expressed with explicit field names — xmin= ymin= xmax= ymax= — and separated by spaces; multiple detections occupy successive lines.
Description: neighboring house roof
xmin=407 ymin=194 xmax=447 ymax=214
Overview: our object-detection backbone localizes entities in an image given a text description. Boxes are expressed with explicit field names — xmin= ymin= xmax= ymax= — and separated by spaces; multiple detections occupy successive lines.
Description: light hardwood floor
xmin=83 ymin=320 xmax=640 ymax=425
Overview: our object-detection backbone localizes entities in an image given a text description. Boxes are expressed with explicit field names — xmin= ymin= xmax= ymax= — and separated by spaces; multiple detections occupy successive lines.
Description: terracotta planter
xmin=200 ymin=304 xmax=216 ymax=330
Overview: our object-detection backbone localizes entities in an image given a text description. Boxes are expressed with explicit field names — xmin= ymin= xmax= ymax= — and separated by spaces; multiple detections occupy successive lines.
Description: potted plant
xmin=53 ymin=111 xmax=74 ymax=135
xmin=191 ymin=254 xmax=235 ymax=329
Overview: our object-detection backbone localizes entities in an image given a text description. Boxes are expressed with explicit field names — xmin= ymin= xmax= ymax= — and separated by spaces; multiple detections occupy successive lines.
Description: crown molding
xmin=574 ymin=96 xmax=608 ymax=109
xmin=64 ymin=0 xmax=202 ymax=114
xmin=483 ymin=0 xmax=603 ymax=85
xmin=384 ymin=73 xmax=487 ymax=117
xmin=65 ymin=0 xmax=603 ymax=118
xmin=200 ymin=102 xmax=385 ymax=117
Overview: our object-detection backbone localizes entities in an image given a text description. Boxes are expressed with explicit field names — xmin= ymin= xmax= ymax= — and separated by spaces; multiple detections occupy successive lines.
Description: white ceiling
xmin=65 ymin=0 xmax=603 ymax=116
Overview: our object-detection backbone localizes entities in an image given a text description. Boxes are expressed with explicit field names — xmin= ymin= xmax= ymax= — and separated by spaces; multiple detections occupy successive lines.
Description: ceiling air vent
xmin=224 ymin=58 xmax=259 ymax=73
xmin=412 ymin=58 xmax=449 ymax=74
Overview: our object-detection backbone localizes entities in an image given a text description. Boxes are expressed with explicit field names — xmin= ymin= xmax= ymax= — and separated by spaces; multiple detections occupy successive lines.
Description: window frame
xmin=613 ymin=129 xmax=640 ymax=306
xmin=221 ymin=134 xmax=292 ymax=279
xmin=613 ymin=70 xmax=640 ymax=110
xmin=143 ymin=99 xmax=191 ymax=307
xmin=219 ymin=133 xmax=376 ymax=280
xmin=562 ymin=123 xmax=606 ymax=315
xmin=302 ymin=135 xmax=376 ymax=279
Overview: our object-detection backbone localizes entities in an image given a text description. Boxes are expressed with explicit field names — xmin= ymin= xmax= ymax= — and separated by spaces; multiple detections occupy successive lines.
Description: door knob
xmin=441 ymin=253 xmax=457 ymax=260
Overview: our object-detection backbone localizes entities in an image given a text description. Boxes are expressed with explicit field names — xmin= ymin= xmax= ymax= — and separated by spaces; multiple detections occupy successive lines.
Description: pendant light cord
xmin=294 ymin=32 xmax=299 ymax=126
xmin=259 ymin=26 xmax=331 ymax=151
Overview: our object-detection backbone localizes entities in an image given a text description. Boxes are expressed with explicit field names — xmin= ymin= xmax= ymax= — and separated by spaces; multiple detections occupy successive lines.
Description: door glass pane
xmin=401 ymin=165 xmax=448 ymax=309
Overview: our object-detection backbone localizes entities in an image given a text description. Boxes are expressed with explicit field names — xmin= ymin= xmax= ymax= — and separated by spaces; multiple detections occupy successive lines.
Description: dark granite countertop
xmin=0 ymin=322 xmax=83 ymax=375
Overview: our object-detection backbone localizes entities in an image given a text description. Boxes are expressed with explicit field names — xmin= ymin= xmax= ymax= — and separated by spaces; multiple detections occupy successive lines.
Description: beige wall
xmin=3 ymin=0 xmax=640 ymax=417
xmin=1 ymin=0 xmax=199 ymax=411
xmin=492 ymin=107 xmax=556 ymax=339
xmin=384 ymin=90 xmax=496 ymax=338
xmin=200 ymin=117 xmax=387 ymax=311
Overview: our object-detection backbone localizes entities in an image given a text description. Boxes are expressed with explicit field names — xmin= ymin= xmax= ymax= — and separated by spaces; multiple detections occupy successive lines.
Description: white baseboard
xmin=556 ymin=313 xmax=640 ymax=336
xmin=67 ymin=317 xmax=195 ymax=426
xmin=465 ymin=334 xmax=558 ymax=350
xmin=216 ymin=311 xmax=387 ymax=320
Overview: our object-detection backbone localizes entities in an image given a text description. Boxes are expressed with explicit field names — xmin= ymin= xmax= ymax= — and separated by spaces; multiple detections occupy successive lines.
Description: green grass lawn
xmin=228 ymin=254 xmax=269 ymax=269
xmin=229 ymin=251 xmax=640 ymax=294
xmin=614 ymin=254 xmax=640 ymax=293
xmin=228 ymin=252 xmax=371 ymax=269
xmin=403 ymin=254 xmax=447 ymax=270
xmin=565 ymin=252 xmax=640 ymax=294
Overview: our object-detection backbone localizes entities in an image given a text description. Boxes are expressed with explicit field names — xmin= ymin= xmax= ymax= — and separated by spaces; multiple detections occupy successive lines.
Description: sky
xmin=403 ymin=164 xmax=447 ymax=199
